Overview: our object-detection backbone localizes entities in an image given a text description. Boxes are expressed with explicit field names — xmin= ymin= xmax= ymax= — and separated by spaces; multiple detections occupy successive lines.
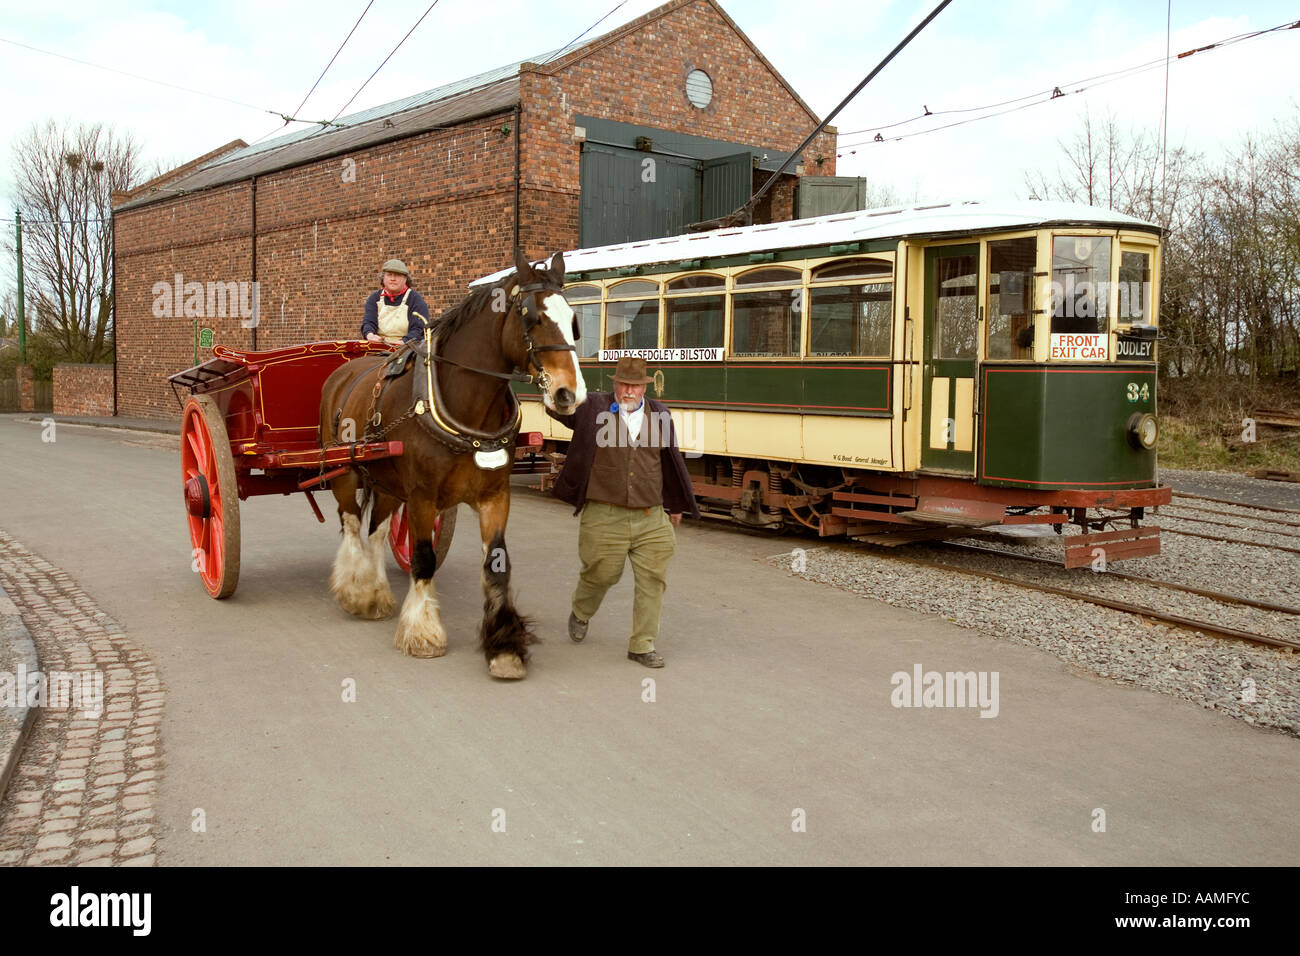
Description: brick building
xmin=112 ymin=0 xmax=839 ymax=418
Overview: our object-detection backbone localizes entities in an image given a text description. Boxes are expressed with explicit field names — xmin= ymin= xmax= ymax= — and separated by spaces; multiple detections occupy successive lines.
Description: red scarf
xmin=381 ymin=285 xmax=409 ymax=304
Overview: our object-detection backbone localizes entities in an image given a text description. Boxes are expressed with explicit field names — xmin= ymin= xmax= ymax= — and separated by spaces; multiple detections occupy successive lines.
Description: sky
xmin=1 ymin=0 xmax=1298 ymax=296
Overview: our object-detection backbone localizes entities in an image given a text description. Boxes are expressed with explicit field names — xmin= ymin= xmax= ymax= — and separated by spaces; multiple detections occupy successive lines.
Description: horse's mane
xmin=431 ymin=273 xmax=517 ymax=342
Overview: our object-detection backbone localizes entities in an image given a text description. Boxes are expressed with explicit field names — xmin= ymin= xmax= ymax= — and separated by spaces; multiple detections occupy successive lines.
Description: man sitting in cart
xmin=362 ymin=259 xmax=431 ymax=345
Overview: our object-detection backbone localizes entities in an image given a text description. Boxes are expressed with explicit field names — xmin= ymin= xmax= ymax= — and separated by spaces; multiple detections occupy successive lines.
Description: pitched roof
xmin=115 ymin=0 xmax=820 ymax=213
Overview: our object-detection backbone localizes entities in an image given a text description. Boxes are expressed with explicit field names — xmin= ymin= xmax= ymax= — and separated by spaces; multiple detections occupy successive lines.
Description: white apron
xmin=376 ymin=289 xmax=412 ymax=344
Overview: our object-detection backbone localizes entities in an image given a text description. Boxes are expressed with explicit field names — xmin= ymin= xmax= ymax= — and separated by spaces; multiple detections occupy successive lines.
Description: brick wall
xmin=114 ymin=113 xmax=517 ymax=418
xmin=113 ymin=0 xmax=835 ymax=420
xmin=53 ymin=365 xmax=114 ymax=417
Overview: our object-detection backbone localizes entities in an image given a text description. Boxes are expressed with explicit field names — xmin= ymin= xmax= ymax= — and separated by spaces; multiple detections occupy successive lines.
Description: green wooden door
xmin=921 ymin=244 xmax=979 ymax=472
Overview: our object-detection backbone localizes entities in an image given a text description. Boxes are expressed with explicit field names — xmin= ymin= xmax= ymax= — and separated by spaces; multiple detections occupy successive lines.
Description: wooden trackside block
xmin=1065 ymin=526 xmax=1161 ymax=568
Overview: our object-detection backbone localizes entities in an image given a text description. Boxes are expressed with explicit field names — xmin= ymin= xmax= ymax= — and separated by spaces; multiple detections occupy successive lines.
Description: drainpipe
xmin=513 ymin=105 xmax=521 ymax=256
xmin=250 ymin=175 xmax=258 ymax=350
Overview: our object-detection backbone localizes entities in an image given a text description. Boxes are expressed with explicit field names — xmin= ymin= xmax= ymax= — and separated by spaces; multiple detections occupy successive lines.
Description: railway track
xmin=879 ymin=542 xmax=1300 ymax=653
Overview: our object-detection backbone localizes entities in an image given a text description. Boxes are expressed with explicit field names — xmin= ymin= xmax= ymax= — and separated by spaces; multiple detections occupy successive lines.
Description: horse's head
xmin=507 ymin=248 xmax=587 ymax=417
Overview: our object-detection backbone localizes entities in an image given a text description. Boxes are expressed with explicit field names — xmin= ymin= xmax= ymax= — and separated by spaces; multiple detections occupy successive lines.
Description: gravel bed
xmin=766 ymin=544 xmax=1300 ymax=737
xmin=961 ymin=521 xmax=1300 ymax=609
xmin=908 ymin=543 xmax=1300 ymax=644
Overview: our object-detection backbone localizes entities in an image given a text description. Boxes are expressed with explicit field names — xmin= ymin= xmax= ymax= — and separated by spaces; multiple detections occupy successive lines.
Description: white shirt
xmin=620 ymin=401 xmax=645 ymax=443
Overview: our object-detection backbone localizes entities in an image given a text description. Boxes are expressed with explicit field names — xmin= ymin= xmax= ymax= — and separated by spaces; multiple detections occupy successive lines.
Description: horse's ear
xmin=513 ymin=247 xmax=533 ymax=280
xmin=548 ymin=252 xmax=565 ymax=284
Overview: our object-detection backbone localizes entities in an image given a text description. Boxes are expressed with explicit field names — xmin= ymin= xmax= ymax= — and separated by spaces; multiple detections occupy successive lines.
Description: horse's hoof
xmin=488 ymin=653 xmax=526 ymax=680
xmin=395 ymin=622 xmax=447 ymax=658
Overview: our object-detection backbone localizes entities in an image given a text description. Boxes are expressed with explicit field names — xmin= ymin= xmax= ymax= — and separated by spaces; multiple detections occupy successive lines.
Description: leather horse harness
xmin=330 ymin=279 xmax=576 ymax=477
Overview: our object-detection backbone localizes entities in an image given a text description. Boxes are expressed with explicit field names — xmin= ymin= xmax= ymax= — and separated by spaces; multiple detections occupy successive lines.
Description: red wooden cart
xmin=168 ymin=340 xmax=455 ymax=599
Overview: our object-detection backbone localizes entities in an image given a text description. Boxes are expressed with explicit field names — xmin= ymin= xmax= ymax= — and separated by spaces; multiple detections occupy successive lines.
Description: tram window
xmin=934 ymin=255 xmax=978 ymax=360
xmin=564 ymin=284 xmax=601 ymax=303
xmin=666 ymin=294 xmax=724 ymax=349
xmin=564 ymin=285 xmax=602 ymax=358
xmin=809 ymin=283 xmax=892 ymax=356
xmin=1117 ymin=250 xmax=1151 ymax=324
xmin=987 ymin=238 xmax=1036 ymax=360
xmin=734 ymin=267 xmax=801 ymax=290
xmin=607 ymin=279 xmax=659 ymax=299
xmin=1051 ymin=236 xmax=1111 ymax=334
xmin=733 ymin=288 xmax=801 ymax=356
xmin=604 ymin=299 xmax=659 ymax=351
xmin=667 ymin=274 xmax=725 ymax=292
xmin=811 ymin=258 xmax=892 ymax=283
xmin=572 ymin=303 xmax=600 ymax=358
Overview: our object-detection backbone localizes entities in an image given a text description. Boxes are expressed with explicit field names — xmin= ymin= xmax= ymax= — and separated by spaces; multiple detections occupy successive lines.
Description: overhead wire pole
xmin=692 ymin=0 xmax=954 ymax=231
xmin=15 ymin=211 xmax=25 ymax=365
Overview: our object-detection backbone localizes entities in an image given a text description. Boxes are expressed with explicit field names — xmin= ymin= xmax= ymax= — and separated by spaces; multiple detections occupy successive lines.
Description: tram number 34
xmin=1126 ymin=382 xmax=1150 ymax=402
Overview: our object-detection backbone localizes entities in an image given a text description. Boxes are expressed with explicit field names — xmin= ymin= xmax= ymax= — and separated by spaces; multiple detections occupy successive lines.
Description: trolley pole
xmin=15 ymin=211 xmax=26 ymax=364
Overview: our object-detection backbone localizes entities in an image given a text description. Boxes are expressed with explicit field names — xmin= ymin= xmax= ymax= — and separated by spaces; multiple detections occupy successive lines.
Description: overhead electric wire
xmin=326 ymin=0 xmax=443 ymax=124
xmin=834 ymin=17 xmax=1300 ymax=153
xmin=0 ymin=35 xmax=273 ymax=114
xmin=541 ymin=0 xmax=629 ymax=64
xmin=249 ymin=0 xmax=376 ymax=146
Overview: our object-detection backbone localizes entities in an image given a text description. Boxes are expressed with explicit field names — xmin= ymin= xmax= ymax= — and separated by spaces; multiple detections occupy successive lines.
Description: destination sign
xmin=1115 ymin=332 xmax=1156 ymax=361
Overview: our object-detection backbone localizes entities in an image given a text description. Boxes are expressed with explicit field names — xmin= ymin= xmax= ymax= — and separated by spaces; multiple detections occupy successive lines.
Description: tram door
xmin=921 ymin=244 xmax=979 ymax=472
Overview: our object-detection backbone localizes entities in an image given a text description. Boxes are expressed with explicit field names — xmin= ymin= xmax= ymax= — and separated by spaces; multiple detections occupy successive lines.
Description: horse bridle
xmin=429 ymin=280 xmax=576 ymax=390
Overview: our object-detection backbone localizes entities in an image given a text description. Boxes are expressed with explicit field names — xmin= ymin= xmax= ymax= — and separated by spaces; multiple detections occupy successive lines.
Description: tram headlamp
xmin=1127 ymin=413 xmax=1158 ymax=450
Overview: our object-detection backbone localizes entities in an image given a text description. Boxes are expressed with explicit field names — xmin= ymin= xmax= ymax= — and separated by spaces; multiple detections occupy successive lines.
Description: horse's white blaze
xmin=331 ymin=513 xmax=395 ymax=619
xmin=394 ymin=574 xmax=447 ymax=658
xmin=542 ymin=293 xmax=587 ymax=408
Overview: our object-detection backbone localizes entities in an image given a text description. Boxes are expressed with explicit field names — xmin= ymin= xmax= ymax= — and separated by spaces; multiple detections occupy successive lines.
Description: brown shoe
xmin=627 ymin=650 xmax=665 ymax=668
xmin=568 ymin=612 xmax=588 ymax=643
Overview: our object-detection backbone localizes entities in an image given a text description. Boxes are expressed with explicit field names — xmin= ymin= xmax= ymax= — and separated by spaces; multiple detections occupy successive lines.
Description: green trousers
xmin=572 ymin=501 xmax=677 ymax=654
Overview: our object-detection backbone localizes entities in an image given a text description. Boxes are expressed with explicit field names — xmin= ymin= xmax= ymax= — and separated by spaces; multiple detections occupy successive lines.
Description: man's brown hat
xmin=611 ymin=356 xmax=653 ymax=385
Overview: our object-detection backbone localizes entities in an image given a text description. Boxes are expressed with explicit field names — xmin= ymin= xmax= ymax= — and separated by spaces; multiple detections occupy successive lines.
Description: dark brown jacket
xmin=546 ymin=392 xmax=700 ymax=518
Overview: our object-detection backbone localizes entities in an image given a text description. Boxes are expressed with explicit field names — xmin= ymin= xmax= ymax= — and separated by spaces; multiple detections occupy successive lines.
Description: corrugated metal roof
xmin=115 ymin=47 xmax=563 ymax=212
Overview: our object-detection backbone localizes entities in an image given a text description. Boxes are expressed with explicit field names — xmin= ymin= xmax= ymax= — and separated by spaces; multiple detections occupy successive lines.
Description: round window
xmin=686 ymin=69 xmax=713 ymax=109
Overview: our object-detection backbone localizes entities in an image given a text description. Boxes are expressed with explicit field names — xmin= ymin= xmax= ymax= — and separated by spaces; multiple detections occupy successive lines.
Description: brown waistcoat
xmin=586 ymin=422 xmax=664 ymax=509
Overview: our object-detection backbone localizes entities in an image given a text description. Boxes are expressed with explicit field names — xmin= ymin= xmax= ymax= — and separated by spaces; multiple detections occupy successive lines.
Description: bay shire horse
xmin=319 ymin=250 xmax=586 ymax=679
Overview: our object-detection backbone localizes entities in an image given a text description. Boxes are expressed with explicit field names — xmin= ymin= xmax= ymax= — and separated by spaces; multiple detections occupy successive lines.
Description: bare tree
xmin=8 ymin=121 xmax=146 ymax=363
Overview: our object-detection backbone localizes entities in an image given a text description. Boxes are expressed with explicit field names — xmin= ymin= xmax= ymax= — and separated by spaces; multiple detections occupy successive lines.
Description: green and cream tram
xmin=508 ymin=200 xmax=1170 ymax=566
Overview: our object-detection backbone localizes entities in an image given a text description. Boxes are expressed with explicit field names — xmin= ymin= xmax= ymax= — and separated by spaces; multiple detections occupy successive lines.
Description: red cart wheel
xmin=389 ymin=503 xmax=457 ymax=574
xmin=181 ymin=395 xmax=241 ymax=599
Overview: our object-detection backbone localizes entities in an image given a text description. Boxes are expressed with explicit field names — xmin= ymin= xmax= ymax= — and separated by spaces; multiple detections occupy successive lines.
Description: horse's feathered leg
xmin=476 ymin=489 xmax=535 ymax=679
xmin=393 ymin=496 xmax=449 ymax=658
xmin=326 ymin=466 xmax=396 ymax=620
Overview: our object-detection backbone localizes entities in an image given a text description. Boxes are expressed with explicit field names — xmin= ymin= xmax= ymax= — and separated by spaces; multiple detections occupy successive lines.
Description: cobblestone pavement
xmin=0 ymin=529 xmax=163 ymax=866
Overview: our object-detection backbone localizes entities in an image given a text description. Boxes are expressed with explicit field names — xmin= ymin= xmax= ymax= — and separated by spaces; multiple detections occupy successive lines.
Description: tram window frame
xmin=1116 ymin=247 xmax=1152 ymax=326
xmin=563 ymin=283 xmax=602 ymax=359
xmin=603 ymin=278 xmax=662 ymax=352
xmin=985 ymin=237 xmax=1036 ymax=361
xmin=665 ymin=273 xmax=726 ymax=350
xmin=1050 ymin=236 xmax=1112 ymax=336
xmin=731 ymin=266 xmax=803 ymax=358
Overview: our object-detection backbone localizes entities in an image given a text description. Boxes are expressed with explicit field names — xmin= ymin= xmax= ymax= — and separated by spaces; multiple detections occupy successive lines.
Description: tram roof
xmin=476 ymin=200 xmax=1160 ymax=285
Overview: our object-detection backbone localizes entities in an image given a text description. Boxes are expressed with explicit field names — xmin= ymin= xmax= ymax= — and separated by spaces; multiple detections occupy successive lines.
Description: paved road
xmin=1 ymin=413 xmax=1298 ymax=865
